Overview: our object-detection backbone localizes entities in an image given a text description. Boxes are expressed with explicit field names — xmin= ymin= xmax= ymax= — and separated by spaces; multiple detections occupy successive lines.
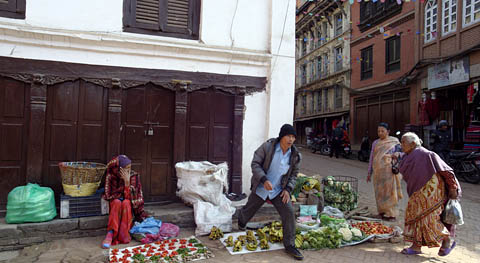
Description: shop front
xmin=423 ymin=56 xmax=480 ymax=151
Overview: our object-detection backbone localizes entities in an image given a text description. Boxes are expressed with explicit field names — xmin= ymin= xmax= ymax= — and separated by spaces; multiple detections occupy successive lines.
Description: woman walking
xmin=397 ymin=132 xmax=460 ymax=256
xmin=367 ymin=122 xmax=403 ymax=221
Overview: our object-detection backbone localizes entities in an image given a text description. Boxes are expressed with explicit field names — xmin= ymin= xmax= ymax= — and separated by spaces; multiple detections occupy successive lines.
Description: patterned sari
xmin=404 ymin=173 xmax=450 ymax=247
xmin=372 ymin=136 xmax=403 ymax=218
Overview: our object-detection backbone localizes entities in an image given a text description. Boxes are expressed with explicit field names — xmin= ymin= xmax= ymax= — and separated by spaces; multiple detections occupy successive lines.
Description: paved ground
xmin=2 ymin=148 xmax=479 ymax=263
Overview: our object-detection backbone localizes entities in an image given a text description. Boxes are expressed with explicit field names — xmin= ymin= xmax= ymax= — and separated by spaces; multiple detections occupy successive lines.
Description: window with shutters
xmin=361 ymin=46 xmax=373 ymax=80
xmin=123 ymin=0 xmax=201 ymax=40
xmin=0 ymin=0 xmax=25 ymax=19
xmin=385 ymin=36 xmax=401 ymax=73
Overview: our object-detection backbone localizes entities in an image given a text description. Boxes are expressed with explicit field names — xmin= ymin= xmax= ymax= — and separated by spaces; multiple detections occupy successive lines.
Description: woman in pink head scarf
xmin=101 ymin=155 xmax=147 ymax=249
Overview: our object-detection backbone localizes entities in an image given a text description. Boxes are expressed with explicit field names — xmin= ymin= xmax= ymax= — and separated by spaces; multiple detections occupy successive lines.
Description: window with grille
xmin=310 ymin=92 xmax=315 ymax=114
xmin=443 ymin=0 xmax=457 ymax=35
xmin=334 ymin=85 xmax=343 ymax=109
xmin=425 ymin=0 xmax=438 ymax=43
xmin=123 ymin=0 xmax=200 ymax=40
xmin=463 ymin=0 xmax=480 ymax=27
xmin=322 ymin=22 xmax=328 ymax=43
xmin=0 ymin=0 xmax=25 ymax=19
xmin=334 ymin=13 xmax=343 ymax=37
xmin=302 ymin=35 xmax=308 ymax=56
xmin=301 ymin=64 xmax=307 ymax=85
xmin=317 ymin=56 xmax=322 ymax=79
xmin=302 ymin=94 xmax=307 ymax=114
xmin=310 ymin=60 xmax=315 ymax=82
xmin=361 ymin=46 xmax=373 ymax=80
xmin=323 ymin=88 xmax=329 ymax=112
xmin=316 ymin=26 xmax=322 ymax=48
xmin=386 ymin=36 xmax=400 ymax=73
xmin=335 ymin=46 xmax=343 ymax=72
xmin=317 ymin=90 xmax=322 ymax=112
xmin=323 ymin=53 xmax=329 ymax=76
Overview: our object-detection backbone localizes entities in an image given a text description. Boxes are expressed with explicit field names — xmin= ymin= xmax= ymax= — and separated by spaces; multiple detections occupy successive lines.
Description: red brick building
xmin=350 ymin=1 xmax=419 ymax=144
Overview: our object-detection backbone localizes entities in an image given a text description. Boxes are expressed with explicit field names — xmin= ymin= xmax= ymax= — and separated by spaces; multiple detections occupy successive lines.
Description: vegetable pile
xmin=109 ymin=237 xmax=213 ymax=263
xmin=323 ymin=176 xmax=358 ymax=211
xmin=295 ymin=227 xmax=343 ymax=250
xmin=222 ymin=221 xmax=283 ymax=252
xmin=351 ymin=222 xmax=393 ymax=235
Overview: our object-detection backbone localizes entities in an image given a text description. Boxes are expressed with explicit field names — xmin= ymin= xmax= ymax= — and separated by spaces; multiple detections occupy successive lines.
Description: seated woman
xmin=102 ymin=155 xmax=148 ymax=249
xmin=397 ymin=132 xmax=460 ymax=256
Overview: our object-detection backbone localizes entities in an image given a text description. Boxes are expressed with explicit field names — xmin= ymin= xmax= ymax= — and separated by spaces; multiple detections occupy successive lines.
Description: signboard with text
xmin=428 ymin=57 xmax=470 ymax=90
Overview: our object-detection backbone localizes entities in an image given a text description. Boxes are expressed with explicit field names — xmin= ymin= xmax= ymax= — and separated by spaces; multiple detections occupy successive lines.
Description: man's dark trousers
xmin=330 ymin=139 xmax=341 ymax=158
xmin=238 ymin=192 xmax=295 ymax=248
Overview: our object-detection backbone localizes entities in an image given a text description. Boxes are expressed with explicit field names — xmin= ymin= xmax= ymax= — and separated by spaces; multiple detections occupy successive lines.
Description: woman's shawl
xmin=399 ymin=147 xmax=454 ymax=196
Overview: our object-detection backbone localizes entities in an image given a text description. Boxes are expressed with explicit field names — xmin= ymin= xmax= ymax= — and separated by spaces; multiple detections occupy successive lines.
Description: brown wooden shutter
xmin=124 ymin=0 xmax=200 ymax=39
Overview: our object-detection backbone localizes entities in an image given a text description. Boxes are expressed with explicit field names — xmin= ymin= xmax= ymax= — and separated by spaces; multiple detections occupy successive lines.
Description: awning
xmin=294 ymin=110 xmax=349 ymax=122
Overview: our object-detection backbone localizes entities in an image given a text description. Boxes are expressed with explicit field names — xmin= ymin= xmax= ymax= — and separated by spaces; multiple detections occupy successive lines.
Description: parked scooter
xmin=310 ymin=136 xmax=328 ymax=154
xmin=322 ymin=139 xmax=352 ymax=158
xmin=448 ymin=150 xmax=480 ymax=184
xmin=357 ymin=133 xmax=370 ymax=162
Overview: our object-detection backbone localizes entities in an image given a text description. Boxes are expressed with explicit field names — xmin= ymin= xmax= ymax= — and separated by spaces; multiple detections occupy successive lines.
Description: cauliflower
xmin=351 ymin=228 xmax=362 ymax=238
xmin=338 ymin=227 xmax=352 ymax=242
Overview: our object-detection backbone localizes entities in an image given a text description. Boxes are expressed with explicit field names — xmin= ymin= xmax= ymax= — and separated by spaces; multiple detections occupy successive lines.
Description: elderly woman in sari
xmin=367 ymin=122 xmax=403 ymax=221
xmin=102 ymin=155 xmax=148 ymax=249
xmin=397 ymin=132 xmax=460 ymax=256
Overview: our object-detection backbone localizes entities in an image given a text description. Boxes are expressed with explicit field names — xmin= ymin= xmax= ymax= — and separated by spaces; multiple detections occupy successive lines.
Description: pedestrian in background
xmin=397 ymin=132 xmax=460 ymax=256
xmin=367 ymin=122 xmax=403 ymax=221
xmin=330 ymin=125 xmax=344 ymax=158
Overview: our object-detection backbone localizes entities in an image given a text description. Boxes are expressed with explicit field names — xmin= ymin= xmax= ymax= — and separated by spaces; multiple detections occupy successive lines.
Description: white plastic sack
xmin=194 ymin=200 xmax=236 ymax=236
xmin=321 ymin=206 xmax=344 ymax=218
xmin=175 ymin=161 xmax=229 ymax=206
xmin=443 ymin=199 xmax=464 ymax=225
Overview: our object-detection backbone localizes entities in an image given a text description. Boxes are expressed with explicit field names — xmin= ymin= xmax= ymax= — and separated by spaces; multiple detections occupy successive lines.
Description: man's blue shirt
xmin=255 ymin=144 xmax=291 ymax=200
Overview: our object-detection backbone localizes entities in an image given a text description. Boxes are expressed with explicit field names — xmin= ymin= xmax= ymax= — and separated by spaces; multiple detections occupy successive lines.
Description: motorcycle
xmin=322 ymin=139 xmax=352 ymax=158
xmin=310 ymin=136 xmax=328 ymax=154
xmin=448 ymin=150 xmax=480 ymax=184
xmin=357 ymin=134 xmax=370 ymax=162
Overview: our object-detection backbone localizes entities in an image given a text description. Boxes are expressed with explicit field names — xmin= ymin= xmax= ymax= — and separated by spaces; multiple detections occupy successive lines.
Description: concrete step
xmin=0 ymin=200 xmax=299 ymax=251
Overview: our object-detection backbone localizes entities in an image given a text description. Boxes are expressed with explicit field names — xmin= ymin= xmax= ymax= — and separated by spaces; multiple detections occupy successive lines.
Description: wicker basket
xmin=58 ymin=162 xmax=107 ymax=197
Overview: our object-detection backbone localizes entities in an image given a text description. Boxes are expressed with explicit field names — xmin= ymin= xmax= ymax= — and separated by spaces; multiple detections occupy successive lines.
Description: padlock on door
xmin=147 ymin=127 xmax=154 ymax=136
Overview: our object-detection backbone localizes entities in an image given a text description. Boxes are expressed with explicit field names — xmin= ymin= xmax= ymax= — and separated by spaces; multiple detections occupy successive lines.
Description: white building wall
xmin=0 ymin=0 xmax=296 ymax=195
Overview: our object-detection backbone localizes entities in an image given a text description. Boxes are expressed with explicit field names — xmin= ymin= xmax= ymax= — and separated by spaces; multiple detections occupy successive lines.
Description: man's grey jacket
xmin=250 ymin=138 xmax=302 ymax=195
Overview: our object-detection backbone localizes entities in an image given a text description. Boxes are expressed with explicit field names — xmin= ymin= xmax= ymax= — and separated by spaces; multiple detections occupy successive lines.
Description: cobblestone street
xmin=2 ymin=148 xmax=479 ymax=263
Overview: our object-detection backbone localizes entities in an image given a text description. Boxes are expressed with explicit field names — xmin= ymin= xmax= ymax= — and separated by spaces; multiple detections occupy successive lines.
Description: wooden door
xmin=43 ymin=80 xmax=107 ymax=196
xmin=0 ymin=77 xmax=28 ymax=209
xmin=121 ymin=84 xmax=174 ymax=201
xmin=186 ymin=88 xmax=234 ymax=189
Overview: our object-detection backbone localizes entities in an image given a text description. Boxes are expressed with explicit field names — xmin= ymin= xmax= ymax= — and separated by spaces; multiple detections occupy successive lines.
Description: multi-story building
xmin=350 ymin=0 xmax=418 ymax=144
xmin=411 ymin=0 xmax=480 ymax=150
xmin=294 ymin=0 xmax=351 ymax=145
xmin=0 ymin=0 xmax=295 ymax=210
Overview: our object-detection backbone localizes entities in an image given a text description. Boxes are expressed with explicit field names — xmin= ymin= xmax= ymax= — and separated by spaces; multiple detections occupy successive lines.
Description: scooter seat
xmin=449 ymin=151 xmax=471 ymax=159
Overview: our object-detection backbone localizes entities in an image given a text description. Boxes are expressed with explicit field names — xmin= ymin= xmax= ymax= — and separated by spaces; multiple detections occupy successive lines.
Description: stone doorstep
xmin=0 ymin=201 xmax=299 ymax=251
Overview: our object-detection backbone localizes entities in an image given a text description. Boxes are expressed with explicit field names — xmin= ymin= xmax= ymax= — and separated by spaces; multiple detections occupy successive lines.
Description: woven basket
xmin=58 ymin=162 xmax=107 ymax=197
